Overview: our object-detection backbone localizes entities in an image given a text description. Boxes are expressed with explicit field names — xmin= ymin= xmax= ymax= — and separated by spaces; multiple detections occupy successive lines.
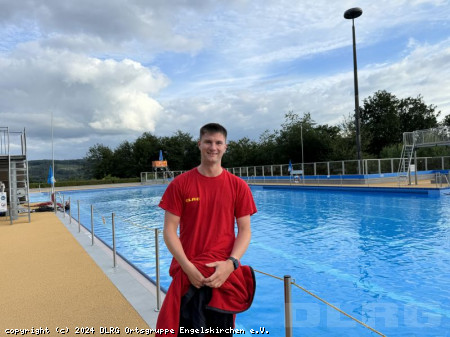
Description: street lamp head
xmin=344 ymin=7 xmax=363 ymax=20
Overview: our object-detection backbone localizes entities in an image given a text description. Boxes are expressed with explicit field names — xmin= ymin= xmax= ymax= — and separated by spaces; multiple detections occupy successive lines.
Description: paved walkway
xmin=0 ymin=211 xmax=162 ymax=334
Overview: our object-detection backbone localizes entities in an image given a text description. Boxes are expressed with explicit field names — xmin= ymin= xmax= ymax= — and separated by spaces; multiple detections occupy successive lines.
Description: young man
xmin=156 ymin=123 xmax=257 ymax=336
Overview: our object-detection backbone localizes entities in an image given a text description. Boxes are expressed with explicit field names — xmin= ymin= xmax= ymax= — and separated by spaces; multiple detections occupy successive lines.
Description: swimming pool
xmin=32 ymin=185 xmax=450 ymax=336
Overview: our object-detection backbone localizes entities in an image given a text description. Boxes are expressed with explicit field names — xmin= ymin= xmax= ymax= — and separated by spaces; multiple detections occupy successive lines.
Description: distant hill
xmin=28 ymin=159 xmax=93 ymax=183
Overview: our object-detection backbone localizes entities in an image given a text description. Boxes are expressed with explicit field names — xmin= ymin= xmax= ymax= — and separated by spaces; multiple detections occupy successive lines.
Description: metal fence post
xmin=112 ymin=212 xmax=117 ymax=268
xmin=284 ymin=275 xmax=293 ymax=337
xmin=69 ymin=197 xmax=71 ymax=224
xmin=53 ymin=192 xmax=57 ymax=214
xmin=62 ymin=194 xmax=65 ymax=218
xmin=91 ymin=205 xmax=94 ymax=246
xmin=77 ymin=200 xmax=80 ymax=233
xmin=155 ymin=228 xmax=161 ymax=311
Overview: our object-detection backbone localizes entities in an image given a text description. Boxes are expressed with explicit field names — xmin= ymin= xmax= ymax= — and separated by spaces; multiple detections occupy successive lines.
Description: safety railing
xmin=0 ymin=127 xmax=27 ymax=156
xmin=432 ymin=172 xmax=450 ymax=188
xmin=139 ymin=157 xmax=449 ymax=186
xmin=227 ymin=156 xmax=450 ymax=178
xmin=254 ymin=269 xmax=386 ymax=337
xmin=140 ymin=171 xmax=184 ymax=184
xmin=404 ymin=126 xmax=450 ymax=147
xmin=58 ymin=196 xmax=165 ymax=312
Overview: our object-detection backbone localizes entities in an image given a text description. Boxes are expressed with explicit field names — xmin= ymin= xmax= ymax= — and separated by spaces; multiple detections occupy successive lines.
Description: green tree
xmin=443 ymin=114 xmax=450 ymax=127
xmin=159 ymin=131 xmax=198 ymax=171
xmin=132 ymin=132 xmax=161 ymax=173
xmin=111 ymin=141 xmax=136 ymax=177
xmin=255 ymin=129 xmax=279 ymax=165
xmin=276 ymin=112 xmax=341 ymax=163
xmin=85 ymin=144 xmax=114 ymax=179
xmin=398 ymin=95 xmax=439 ymax=133
xmin=360 ymin=90 xmax=401 ymax=156
xmin=359 ymin=90 xmax=440 ymax=157
xmin=223 ymin=137 xmax=258 ymax=167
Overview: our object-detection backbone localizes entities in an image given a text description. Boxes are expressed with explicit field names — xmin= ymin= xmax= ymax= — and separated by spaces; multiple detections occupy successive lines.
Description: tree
xmin=276 ymin=112 xmax=341 ymax=163
xmin=443 ymin=114 xmax=450 ymax=127
xmin=132 ymin=132 xmax=160 ymax=173
xmin=111 ymin=141 xmax=136 ymax=177
xmin=223 ymin=137 xmax=258 ymax=167
xmin=85 ymin=144 xmax=114 ymax=179
xmin=359 ymin=90 xmax=440 ymax=157
xmin=255 ymin=129 xmax=279 ymax=165
xmin=360 ymin=90 xmax=401 ymax=156
xmin=159 ymin=131 xmax=198 ymax=171
xmin=398 ymin=95 xmax=439 ymax=133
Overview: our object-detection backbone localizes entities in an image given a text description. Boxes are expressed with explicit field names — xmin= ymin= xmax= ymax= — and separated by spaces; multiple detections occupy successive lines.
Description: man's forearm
xmin=230 ymin=215 xmax=252 ymax=260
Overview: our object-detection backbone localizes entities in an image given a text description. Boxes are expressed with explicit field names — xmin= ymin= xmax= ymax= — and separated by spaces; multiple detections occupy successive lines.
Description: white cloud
xmin=0 ymin=45 xmax=168 ymax=158
xmin=1 ymin=0 xmax=449 ymax=160
xmin=159 ymin=37 xmax=450 ymax=142
xmin=361 ymin=38 xmax=450 ymax=114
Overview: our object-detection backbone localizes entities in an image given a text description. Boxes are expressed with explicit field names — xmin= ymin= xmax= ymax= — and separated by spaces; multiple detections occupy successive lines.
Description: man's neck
xmin=197 ymin=163 xmax=223 ymax=177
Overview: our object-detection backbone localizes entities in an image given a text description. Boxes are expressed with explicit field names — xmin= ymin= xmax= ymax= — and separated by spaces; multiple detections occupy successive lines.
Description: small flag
xmin=288 ymin=160 xmax=293 ymax=173
xmin=47 ymin=165 xmax=56 ymax=185
xmin=159 ymin=150 xmax=163 ymax=161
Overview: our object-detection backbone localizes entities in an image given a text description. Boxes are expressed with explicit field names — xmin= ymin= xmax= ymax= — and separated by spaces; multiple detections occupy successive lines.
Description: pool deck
xmin=31 ymin=179 xmax=449 ymax=193
xmin=0 ymin=209 xmax=162 ymax=333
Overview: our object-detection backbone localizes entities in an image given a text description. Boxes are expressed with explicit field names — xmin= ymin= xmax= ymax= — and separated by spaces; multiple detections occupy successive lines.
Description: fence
xmin=55 ymin=194 xmax=165 ymax=312
xmin=0 ymin=127 xmax=26 ymax=156
xmin=226 ymin=156 xmax=450 ymax=178
xmin=140 ymin=170 xmax=184 ymax=184
xmin=140 ymin=157 xmax=450 ymax=187
xmin=404 ymin=126 xmax=450 ymax=147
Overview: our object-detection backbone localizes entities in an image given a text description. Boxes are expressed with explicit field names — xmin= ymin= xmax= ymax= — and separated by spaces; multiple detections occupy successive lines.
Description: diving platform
xmin=0 ymin=127 xmax=31 ymax=224
xmin=398 ymin=126 xmax=450 ymax=185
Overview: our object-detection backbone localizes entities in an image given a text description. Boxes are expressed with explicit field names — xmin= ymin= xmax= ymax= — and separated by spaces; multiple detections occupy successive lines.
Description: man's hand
xmin=203 ymin=260 xmax=234 ymax=288
xmin=183 ymin=262 xmax=205 ymax=289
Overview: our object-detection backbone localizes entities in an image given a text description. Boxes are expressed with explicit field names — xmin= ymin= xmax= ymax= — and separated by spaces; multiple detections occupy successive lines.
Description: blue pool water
xmin=31 ymin=186 xmax=450 ymax=336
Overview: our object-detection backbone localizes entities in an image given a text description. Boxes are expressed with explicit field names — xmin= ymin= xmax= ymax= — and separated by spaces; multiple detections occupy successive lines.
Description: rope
xmin=115 ymin=214 xmax=158 ymax=232
xmin=62 ymin=198 xmax=156 ymax=231
xmin=253 ymin=269 xmax=386 ymax=337
xmin=254 ymin=269 xmax=284 ymax=281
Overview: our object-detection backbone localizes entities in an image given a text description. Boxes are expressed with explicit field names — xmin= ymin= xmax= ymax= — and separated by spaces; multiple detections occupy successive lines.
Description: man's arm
xmin=163 ymin=210 xmax=205 ymax=288
xmin=204 ymin=215 xmax=252 ymax=288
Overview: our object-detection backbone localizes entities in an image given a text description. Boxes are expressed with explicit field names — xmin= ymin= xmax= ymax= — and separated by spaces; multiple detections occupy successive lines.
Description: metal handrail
xmin=435 ymin=172 xmax=450 ymax=188
xmin=254 ymin=269 xmax=386 ymax=337
xmin=405 ymin=126 xmax=450 ymax=147
xmin=60 ymin=199 xmax=163 ymax=312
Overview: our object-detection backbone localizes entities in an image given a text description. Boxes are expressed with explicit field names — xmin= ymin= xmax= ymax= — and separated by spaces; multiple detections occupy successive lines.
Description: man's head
xmin=198 ymin=123 xmax=227 ymax=166
xmin=199 ymin=123 xmax=227 ymax=141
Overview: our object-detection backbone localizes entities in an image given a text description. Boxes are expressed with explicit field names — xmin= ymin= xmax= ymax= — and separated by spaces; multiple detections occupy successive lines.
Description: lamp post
xmin=300 ymin=122 xmax=304 ymax=181
xmin=344 ymin=7 xmax=363 ymax=174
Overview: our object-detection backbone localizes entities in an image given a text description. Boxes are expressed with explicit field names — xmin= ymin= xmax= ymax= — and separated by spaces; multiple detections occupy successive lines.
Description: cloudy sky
xmin=1 ymin=0 xmax=449 ymax=160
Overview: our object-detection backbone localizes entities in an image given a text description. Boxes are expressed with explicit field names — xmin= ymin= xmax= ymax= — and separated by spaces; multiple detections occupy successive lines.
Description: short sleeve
xmin=159 ymin=180 xmax=184 ymax=217
xmin=235 ymin=180 xmax=257 ymax=219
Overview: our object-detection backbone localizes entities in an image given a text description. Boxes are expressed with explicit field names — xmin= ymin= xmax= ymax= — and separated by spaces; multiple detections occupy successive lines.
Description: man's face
xmin=198 ymin=132 xmax=227 ymax=165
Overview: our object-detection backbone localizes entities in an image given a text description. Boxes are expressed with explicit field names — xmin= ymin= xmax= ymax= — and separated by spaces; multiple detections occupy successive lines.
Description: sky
xmin=1 ymin=0 xmax=450 ymax=160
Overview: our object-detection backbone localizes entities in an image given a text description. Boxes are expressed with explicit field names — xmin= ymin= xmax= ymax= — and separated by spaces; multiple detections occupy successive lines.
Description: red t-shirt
xmin=156 ymin=168 xmax=257 ymax=334
xmin=159 ymin=168 xmax=257 ymax=270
